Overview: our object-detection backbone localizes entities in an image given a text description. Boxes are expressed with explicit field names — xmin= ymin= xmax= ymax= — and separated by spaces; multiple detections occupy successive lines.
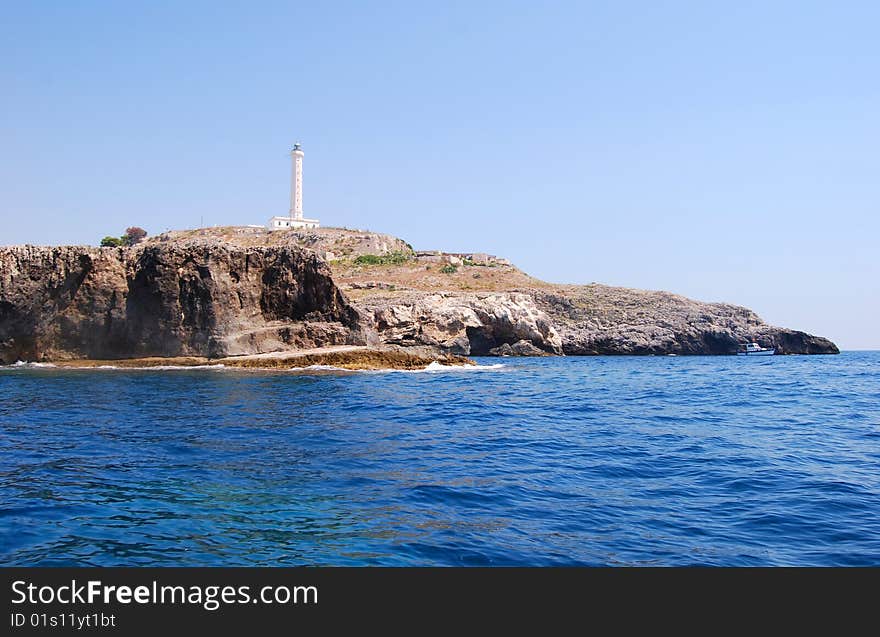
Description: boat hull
xmin=736 ymin=349 xmax=775 ymax=356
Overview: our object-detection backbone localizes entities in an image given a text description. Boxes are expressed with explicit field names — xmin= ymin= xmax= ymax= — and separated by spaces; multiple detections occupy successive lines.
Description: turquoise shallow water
xmin=1 ymin=352 xmax=878 ymax=566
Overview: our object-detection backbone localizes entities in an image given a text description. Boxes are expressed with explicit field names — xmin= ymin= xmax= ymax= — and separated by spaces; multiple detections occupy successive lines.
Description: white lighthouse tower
xmin=290 ymin=142 xmax=304 ymax=219
xmin=268 ymin=142 xmax=320 ymax=230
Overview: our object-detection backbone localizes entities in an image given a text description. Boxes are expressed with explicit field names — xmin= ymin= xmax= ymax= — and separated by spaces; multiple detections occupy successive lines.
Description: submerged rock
xmin=489 ymin=340 xmax=551 ymax=356
xmin=51 ymin=345 xmax=473 ymax=371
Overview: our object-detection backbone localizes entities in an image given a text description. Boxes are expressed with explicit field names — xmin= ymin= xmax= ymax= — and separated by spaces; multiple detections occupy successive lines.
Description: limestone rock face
xmin=0 ymin=228 xmax=840 ymax=361
xmin=0 ymin=246 xmax=130 ymax=363
xmin=0 ymin=241 xmax=368 ymax=363
xmin=363 ymin=292 xmax=563 ymax=355
xmin=532 ymin=286 xmax=839 ymax=355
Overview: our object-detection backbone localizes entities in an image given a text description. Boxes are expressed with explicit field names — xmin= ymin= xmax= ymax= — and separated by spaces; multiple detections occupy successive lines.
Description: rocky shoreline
xmin=46 ymin=346 xmax=473 ymax=371
xmin=0 ymin=227 xmax=839 ymax=365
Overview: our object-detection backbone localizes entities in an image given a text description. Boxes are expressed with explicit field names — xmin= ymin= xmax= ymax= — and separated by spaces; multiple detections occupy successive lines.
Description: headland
xmin=0 ymin=226 xmax=838 ymax=368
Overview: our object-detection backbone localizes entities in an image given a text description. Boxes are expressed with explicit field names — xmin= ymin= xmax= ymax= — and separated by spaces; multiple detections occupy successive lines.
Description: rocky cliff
xmin=532 ymin=286 xmax=839 ymax=355
xmin=324 ymin=229 xmax=838 ymax=356
xmin=360 ymin=292 xmax=563 ymax=356
xmin=0 ymin=227 xmax=839 ymax=362
xmin=0 ymin=240 xmax=367 ymax=364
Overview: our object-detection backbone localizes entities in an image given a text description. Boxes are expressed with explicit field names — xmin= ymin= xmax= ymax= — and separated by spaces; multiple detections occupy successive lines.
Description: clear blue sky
xmin=1 ymin=1 xmax=878 ymax=348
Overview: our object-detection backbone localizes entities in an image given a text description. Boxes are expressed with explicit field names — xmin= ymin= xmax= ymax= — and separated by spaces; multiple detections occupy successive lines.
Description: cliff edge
xmin=0 ymin=226 xmax=838 ymax=363
xmin=0 ymin=239 xmax=369 ymax=363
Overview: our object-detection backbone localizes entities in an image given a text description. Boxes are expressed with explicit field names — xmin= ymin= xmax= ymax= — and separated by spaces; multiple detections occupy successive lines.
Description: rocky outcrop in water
xmin=0 ymin=241 xmax=368 ymax=363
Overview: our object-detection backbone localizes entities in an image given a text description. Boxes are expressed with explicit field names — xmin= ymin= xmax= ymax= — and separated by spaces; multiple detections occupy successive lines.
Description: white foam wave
xmin=425 ymin=361 xmax=505 ymax=372
xmin=2 ymin=361 xmax=231 ymax=371
xmin=64 ymin=364 xmax=227 ymax=371
xmin=6 ymin=361 xmax=57 ymax=368
xmin=286 ymin=364 xmax=353 ymax=373
xmin=368 ymin=361 xmax=507 ymax=374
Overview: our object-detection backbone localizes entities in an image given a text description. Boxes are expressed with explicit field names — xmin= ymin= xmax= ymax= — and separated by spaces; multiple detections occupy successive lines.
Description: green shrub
xmin=100 ymin=226 xmax=148 ymax=247
xmin=388 ymin=251 xmax=411 ymax=264
xmin=353 ymin=251 xmax=412 ymax=266
xmin=440 ymin=264 xmax=458 ymax=274
xmin=353 ymin=254 xmax=383 ymax=265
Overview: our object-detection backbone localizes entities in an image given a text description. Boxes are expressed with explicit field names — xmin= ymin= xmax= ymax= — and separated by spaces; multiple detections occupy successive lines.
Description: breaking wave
xmin=3 ymin=361 xmax=58 ymax=369
xmin=286 ymin=364 xmax=354 ymax=373
xmin=422 ymin=361 xmax=505 ymax=372
xmin=371 ymin=361 xmax=507 ymax=374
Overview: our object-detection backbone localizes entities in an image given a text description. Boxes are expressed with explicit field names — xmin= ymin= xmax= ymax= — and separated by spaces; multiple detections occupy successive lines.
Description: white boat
xmin=737 ymin=342 xmax=775 ymax=356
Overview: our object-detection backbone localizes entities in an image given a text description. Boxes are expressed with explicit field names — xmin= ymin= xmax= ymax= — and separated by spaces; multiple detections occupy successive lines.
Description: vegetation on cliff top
xmin=353 ymin=251 xmax=412 ymax=266
xmin=100 ymin=226 xmax=148 ymax=247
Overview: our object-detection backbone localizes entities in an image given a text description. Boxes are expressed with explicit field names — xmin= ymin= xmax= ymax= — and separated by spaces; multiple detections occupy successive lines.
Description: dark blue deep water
xmin=1 ymin=352 xmax=878 ymax=566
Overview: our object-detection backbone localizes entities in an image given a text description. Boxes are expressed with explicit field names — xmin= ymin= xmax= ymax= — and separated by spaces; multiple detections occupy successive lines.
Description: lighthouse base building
xmin=267 ymin=215 xmax=320 ymax=230
xmin=268 ymin=142 xmax=320 ymax=230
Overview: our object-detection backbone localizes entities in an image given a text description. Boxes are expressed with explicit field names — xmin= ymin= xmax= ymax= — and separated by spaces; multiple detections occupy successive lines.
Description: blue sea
xmin=1 ymin=352 xmax=878 ymax=566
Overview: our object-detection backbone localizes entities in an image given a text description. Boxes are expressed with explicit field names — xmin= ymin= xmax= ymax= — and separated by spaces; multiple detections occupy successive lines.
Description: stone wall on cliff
xmin=0 ymin=241 xmax=367 ymax=363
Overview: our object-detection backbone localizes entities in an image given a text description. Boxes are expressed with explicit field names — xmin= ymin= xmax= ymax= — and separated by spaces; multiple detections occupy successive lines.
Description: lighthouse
xmin=289 ymin=142 xmax=304 ymax=219
xmin=268 ymin=143 xmax=320 ymax=230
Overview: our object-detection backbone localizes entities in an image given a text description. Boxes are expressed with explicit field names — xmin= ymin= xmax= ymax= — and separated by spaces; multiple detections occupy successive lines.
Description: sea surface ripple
xmin=1 ymin=352 xmax=878 ymax=566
